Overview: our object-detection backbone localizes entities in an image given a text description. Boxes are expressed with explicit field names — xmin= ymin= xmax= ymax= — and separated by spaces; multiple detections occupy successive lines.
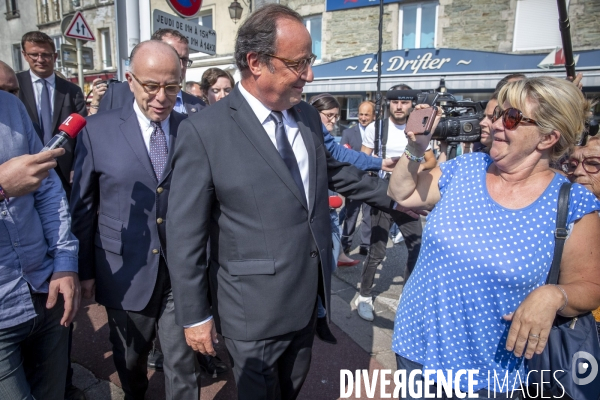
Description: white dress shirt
xmin=29 ymin=70 xmax=55 ymax=119
xmin=238 ymin=82 xmax=310 ymax=204
xmin=133 ymin=100 xmax=171 ymax=153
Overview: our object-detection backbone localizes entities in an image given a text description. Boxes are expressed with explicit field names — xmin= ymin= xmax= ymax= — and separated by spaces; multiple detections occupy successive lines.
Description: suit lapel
xmin=52 ymin=77 xmax=67 ymax=133
xmin=19 ymin=74 xmax=40 ymax=126
xmin=288 ymin=105 xmax=316 ymax=212
xmin=119 ymin=102 xmax=157 ymax=183
xmin=158 ymin=111 xmax=184 ymax=185
xmin=229 ymin=88 xmax=308 ymax=210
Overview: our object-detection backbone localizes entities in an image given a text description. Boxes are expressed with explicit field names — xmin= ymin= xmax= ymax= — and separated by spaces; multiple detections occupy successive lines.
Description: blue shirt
xmin=322 ymin=124 xmax=382 ymax=172
xmin=392 ymin=153 xmax=600 ymax=392
xmin=174 ymin=91 xmax=186 ymax=114
xmin=0 ymin=92 xmax=78 ymax=330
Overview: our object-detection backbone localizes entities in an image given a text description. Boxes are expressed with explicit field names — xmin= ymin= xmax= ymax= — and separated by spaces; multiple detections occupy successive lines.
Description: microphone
xmin=385 ymin=90 xmax=421 ymax=102
xmin=41 ymin=113 xmax=86 ymax=152
xmin=329 ymin=195 xmax=343 ymax=209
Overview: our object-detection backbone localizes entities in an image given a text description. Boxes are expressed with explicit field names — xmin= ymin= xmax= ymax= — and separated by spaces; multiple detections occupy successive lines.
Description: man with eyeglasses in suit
xmin=70 ymin=40 xmax=201 ymax=400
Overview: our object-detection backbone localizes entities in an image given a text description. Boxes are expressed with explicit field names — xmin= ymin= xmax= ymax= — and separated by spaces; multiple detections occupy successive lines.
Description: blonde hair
xmin=498 ymin=76 xmax=592 ymax=161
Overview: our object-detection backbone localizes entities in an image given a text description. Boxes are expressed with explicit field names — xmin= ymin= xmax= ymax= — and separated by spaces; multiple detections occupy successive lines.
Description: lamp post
xmin=229 ymin=0 xmax=243 ymax=24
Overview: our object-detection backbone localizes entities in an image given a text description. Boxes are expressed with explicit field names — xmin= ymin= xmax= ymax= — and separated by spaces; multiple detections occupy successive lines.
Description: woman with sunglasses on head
xmin=200 ymin=67 xmax=235 ymax=106
xmin=386 ymin=76 xmax=600 ymax=399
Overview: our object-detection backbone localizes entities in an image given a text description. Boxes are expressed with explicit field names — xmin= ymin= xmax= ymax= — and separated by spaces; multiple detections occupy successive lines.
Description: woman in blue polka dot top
xmin=386 ymin=76 xmax=600 ymax=399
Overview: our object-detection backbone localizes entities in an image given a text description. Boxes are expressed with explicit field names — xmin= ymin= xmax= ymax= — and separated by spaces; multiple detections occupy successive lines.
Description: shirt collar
xmin=133 ymin=100 xmax=170 ymax=131
xmin=29 ymin=70 xmax=55 ymax=85
xmin=176 ymin=90 xmax=183 ymax=105
xmin=238 ymin=81 xmax=291 ymax=125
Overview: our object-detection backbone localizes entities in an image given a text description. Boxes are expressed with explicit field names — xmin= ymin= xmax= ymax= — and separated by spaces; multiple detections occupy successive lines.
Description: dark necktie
xmin=270 ymin=111 xmax=306 ymax=199
xmin=40 ymin=79 xmax=53 ymax=144
xmin=149 ymin=121 xmax=168 ymax=179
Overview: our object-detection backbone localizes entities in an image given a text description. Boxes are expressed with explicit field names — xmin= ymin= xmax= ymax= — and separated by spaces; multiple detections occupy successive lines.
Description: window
xmin=513 ymin=0 xmax=565 ymax=51
xmin=100 ymin=29 xmax=113 ymax=69
xmin=303 ymin=15 xmax=322 ymax=60
xmin=5 ymin=0 xmax=19 ymax=18
xmin=52 ymin=35 xmax=63 ymax=69
xmin=399 ymin=2 xmax=438 ymax=49
xmin=12 ymin=44 xmax=22 ymax=71
xmin=190 ymin=10 xmax=212 ymax=29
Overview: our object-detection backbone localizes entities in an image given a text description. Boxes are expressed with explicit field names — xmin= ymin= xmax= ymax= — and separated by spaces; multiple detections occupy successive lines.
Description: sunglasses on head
xmin=492 ymin=106 xmax=539 ymax=130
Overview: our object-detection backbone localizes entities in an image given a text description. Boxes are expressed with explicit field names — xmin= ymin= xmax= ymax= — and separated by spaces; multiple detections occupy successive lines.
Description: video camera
xmin=386 ymin=90 xmax=485 ymax=143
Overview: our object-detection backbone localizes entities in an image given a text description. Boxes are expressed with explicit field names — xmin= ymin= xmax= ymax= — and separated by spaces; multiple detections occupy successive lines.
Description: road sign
xmin=61 ymin=16 xmax=79 ymax=45
xmin=153 ymin=9 xmax=216 ymax=55
xmin=166 ymin=0 xmax=203 ymax=18
xmin=61 ymin=43 xmax=94 ymax=69
xmin=65 ymin=11 xmax=95 ymax=41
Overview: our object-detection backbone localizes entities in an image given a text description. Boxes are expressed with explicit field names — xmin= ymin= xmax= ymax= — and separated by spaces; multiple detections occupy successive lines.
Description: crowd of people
xmin=0 ymin=3 xmax=599 ymax=400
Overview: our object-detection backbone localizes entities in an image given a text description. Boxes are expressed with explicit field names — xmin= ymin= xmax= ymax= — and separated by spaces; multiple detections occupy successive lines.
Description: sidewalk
xmin=71 ymin=232 xmax=408 ymax=400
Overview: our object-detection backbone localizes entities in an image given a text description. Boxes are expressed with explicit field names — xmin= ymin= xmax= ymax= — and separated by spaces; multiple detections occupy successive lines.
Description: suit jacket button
xmin=157 ymin=218 xmax=163 ymax=224
xmin=310 ymin=251 xmax=317 ymax=258
xmin=157 ymin=187 xmax=164 ymax=194
xmin=310 ymin=218 xmax=314 ymax=223
xmin=152 ymin=249 xmax=159 ymax=254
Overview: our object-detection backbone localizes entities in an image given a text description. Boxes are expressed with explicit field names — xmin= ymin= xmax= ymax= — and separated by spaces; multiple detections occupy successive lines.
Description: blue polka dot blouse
xmin=392 ymin=152 xmax=600 ymax=392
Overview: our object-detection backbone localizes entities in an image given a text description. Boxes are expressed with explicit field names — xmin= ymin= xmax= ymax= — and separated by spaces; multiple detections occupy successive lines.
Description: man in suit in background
xmin=70 ymin=40 xmax=200 ymax=400
xmin=167 ymin=5 xmax=393 ymax=399
xmin=98 ymin=29 xmax=205 ymax=116
xmin=340 ymin=100 xmax=376 ymax=256
xmin=17 ymin=31 xmax=86 ymax=198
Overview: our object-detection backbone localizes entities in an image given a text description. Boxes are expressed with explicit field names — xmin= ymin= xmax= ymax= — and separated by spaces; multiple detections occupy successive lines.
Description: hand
xmin=381 ymin=157 xmax=400 ymax=172
xmin=91 ymin=78 xmax=107 ymax=103
xmin=47 ymin=271 xmax=81 ymax=327
xmin=405 ymin=104 xmax=443 ymax=153
xmin=503 ymin=285 xmax=564 ymax=359
xmin=394 ymin=203 xmax=428 ymax=219
xmin=567 ymin=72 xmax=583 ymax=90
xmin=184 ymin=319 xmax=218 ymax=356
xmin=0 ymin=149 xmax=65 ymax=198
xmin=80 ymin=279 xmax=96 ymax=300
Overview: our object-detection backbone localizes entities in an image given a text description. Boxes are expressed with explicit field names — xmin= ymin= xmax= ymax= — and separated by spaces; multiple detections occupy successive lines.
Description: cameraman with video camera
xmin=355 ymin=84 xmax=435 ymax=322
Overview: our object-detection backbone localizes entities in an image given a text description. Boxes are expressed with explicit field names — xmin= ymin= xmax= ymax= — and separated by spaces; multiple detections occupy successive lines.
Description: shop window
xmin=399 ymin=2 xmax=438 ymax=49
xmin=513 ymin=0 xmax=566 ymax=51
xmin=304 ymin=15 xmax=322 ymax=61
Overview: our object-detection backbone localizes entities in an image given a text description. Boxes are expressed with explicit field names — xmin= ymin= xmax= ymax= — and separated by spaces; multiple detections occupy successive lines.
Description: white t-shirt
xmin=362 ymin=118 xmax=431 ymax=158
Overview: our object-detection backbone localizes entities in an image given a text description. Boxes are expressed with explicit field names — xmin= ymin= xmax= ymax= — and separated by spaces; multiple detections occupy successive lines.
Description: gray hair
xmin=234 ymin=4 xmax=303 ymax=72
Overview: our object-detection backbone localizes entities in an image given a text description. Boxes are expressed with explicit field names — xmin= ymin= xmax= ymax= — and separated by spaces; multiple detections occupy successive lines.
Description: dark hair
xmin=490 ymin=89 xmax=501 ymax=101
xmin=388 ymin=84 xmax=412 ymax=91
xmin=495 ymin=73 xmax=526 ymax=91
xmin=185 ymin=81 xmax=200 ymax=91
xmin=235 ymin=4 xmax=303 ymax=72
xmin=308 ymin=93 xmax=340 ymax=112
xmin=21 ymin=31 xmax=55 ymax=52
xmin=200 ymin=68 xmax=235 ymax=102
xmin=151 ymin=28 xmax=189 ymax=45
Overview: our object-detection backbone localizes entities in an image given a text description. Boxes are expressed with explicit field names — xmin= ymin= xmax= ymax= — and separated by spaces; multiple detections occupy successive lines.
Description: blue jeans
xmin=396 ymin=354 xmax=518 ymax=399
xmin=0 ymin=293 xmax=69 ymax=400
xmin=318 ymin=209 xmax=342 ymax=319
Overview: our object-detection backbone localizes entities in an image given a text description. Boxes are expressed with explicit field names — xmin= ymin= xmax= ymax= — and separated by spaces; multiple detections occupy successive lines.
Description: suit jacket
xmin=167 ymin=86 xmax=393 ymax=341
xmin=16 ymin=71 xmax=87 ymax=194
xmin=98 ymin=81 xmax=205 ymax=115
xmin=341 ymin=124 xmax=363 ymax=152
xmin=70 ymin=99 xmax=186 ymax=311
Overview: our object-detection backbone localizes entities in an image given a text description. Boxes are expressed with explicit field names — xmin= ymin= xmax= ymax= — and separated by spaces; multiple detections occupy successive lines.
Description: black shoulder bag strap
xmin=546 ymin=182 xmax=572 ymax=285
xmin=380 ymin=118 xmax=388 ymax=160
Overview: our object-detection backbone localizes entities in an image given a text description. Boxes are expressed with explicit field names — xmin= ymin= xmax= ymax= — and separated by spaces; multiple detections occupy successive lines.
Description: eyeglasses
xmin=263 ymin=53 xmax=317 ymax=74
xmin=129 ymin=73 xmax=181 ymax=96
xmin=179 ymin=57 xmax=193 ymax=68
xmin=25 ymin=52 xmax=54 ymax=60
xmin=320 ymin=112 xmax=340 ymax=122
xmin=561 ymin=157 xmax=600 ymax=175
xmin=492 ymin=106 xmax=538 ymax=130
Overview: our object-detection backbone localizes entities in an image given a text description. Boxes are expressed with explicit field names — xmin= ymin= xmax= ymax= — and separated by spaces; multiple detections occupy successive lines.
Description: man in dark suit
xmin=166 ymin=5 xmax=393 ymax=399
xmin=340 ymin=100 xmax=376 ymax=256
xmin=70 ymin=41 xmax=200 ymax=400
xmin=98 ymin=29 xmax=205 ymax=116
xmin=17 ymin=31 xmax=86 ymax=198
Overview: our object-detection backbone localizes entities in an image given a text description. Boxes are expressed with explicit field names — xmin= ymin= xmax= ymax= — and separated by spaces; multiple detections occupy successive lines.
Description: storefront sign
xmin=326 ymin=0 xmax=401 ymax=12
xmin=312 ymin=48 xmax=600 ymax=79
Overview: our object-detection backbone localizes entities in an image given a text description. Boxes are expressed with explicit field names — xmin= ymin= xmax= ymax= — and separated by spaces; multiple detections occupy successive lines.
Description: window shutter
xmin=513 ymin=0 xmax=565 ymax=51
